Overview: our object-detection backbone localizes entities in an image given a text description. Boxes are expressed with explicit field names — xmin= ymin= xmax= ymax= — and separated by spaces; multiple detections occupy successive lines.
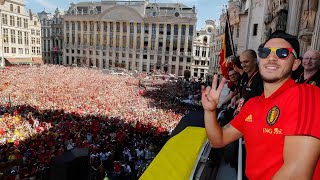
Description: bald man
xmin=239 ymin=50 xmax=263 ymax=104
xmin=298 ymin=50 xmax=320 ymax=87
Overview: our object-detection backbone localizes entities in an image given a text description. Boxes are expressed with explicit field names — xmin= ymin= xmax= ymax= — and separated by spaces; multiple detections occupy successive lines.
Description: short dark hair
xmin=264 ymin=30 xmax=300 ymax=57
xmin=242 ymin=49 xmax=257 ymax=60
xmin=231 ymin=56 xmax=243 ymax=69
xmin=227 ymin=68 xmax=235 ymax=73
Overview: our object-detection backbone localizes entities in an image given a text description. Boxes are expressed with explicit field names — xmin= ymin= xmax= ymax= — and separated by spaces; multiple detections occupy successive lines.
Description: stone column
xmin=161 ymin=24 xmax=167 ymax=70
xmin=185 ymin=24 xmax=189 ymax=52
xmin=106 ymin=21 xmax=110 ymax=68
xmin=100 ymin=21 xmax=104 ymax=47
xmin=133 ymin=23 xmax=137 ymax=49
xmin=75 ymin=21 xmax=78 ymax=47
xmin=93 ymin=21 xmax=97 ymax=46
xmin=113 ymin=22 xmax=116 ymax=49
xmin=119 ymin=22 xmax=123 ymax=49
xmin=139 ymin=23 xmax=144 ymax=72
xmin=126 ymin=22 xmax=130 ymax=70
xmin=106 ymin=22 xmax=110 ymax=46
xmin=286 ymin=0 xmax=303 ymax=36
xmin=93 ymin=21 xmax=97 ymax=67
xmin=68 ymin=21 xmax=74 ymax=47
xmin=311 ymin=2 xmax=320 ymax=50
xmin=62 ymin=21 xmax=67 ymax=65
xmin=86 ymin=21 xmax=90 ymax=66
xmin=155 ymin=23 xmax=159 ymax=51
xmin=175 ymin=24 xmax=182 ymax=75
xmin=146 ymin=23 xmax=152 ymax=72
xmin=132 ymin=23 xmax=137 ymax=70
xmin=169 ymin=24 xmax=174 ymax=73
xmin=100 ymin=21 xmax=104 ymax=69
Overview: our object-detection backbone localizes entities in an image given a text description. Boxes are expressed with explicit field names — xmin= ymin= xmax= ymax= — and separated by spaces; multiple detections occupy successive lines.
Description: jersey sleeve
xmin=284 ymin=85 xmax=320 ymax=139
xmin=230 ymin=99 xmax=254 ymax=133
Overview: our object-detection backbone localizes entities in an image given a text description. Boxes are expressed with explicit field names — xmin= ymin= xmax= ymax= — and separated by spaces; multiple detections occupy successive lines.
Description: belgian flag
xmin=219 ymin=11 xmax=234 ymax=79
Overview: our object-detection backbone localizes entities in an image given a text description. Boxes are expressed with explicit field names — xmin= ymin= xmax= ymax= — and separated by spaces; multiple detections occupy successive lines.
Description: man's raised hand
xmin=201 ymin=74 xmax=226 ymax=112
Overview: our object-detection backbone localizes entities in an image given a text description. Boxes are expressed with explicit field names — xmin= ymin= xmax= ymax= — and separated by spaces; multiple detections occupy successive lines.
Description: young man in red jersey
xmin=201 ymin=30 xmax=320 ymax=180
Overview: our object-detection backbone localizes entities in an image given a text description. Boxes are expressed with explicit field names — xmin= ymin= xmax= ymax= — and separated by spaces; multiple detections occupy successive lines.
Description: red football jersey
xmin=231 ymin=79 xmax=320 ymax=180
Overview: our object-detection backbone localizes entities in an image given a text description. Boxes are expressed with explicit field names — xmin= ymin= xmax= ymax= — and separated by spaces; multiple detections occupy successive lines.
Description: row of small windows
xmin=66 ymin=49 xmax=191 ymax=62
xmin=194 ymin=60 xmax=209 ymax=66
xmin=65 ymin=23 xmax=194 ymax=52
xmin=3 ymin=47 xmax=40 ymax=55
xmin=10 ymin=4 xmax=21 ymax=13
xmin=66 ymin=33 xmax=193 ymax=52
xmin=195 ymin=47 xmax=210 ymax=58
xmin=65 ymin=21 xmax=194 ymax=36
xmin=42 ymin=28 xmax=63 ymax=38
xmin=31 ymin=29 xmax=41 ymax=36
xmin=4 ymin=47 xmax=27 ymax=54
xmin=65 ymin=56 xmax=187 ymax=75
xmin=42 ymin=39 xmax=62 ymax=52
xmin=2 ymin=29 xmax=40 ymax=45
xmin=193 ymin=68 xmax=206 ymax=78
xmin=41 ymin=18 xmax=63 ymax=26
xmin=2 ymin=14 xmax=29 ymax=28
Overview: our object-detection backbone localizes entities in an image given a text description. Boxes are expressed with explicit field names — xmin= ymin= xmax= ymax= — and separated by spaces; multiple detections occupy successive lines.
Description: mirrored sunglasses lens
xmin=276 ymin=48 xmax=290 ymax=58
xmin=258 ymin=48 xmax=271 ymax=58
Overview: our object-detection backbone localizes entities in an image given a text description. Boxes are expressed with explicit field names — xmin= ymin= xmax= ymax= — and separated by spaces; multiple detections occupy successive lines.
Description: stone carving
xmin=101 ymin=6 xmax=143 ymax=22
xmin=276 ymin=9 xmax=287 ymax=31
xmin=264 ymin=26 xmax=272 ymax=38
xmin=301 ymin=0 xmax=318 ymax=29
xmin=264 ymin=12 xmax=272 ymax=24
xmin=264 ymin=0 xmax=288 ymax=33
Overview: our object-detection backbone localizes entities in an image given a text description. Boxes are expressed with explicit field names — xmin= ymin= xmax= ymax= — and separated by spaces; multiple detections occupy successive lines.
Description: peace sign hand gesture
xmin=201 ymin=74 xmax=226 ymax=112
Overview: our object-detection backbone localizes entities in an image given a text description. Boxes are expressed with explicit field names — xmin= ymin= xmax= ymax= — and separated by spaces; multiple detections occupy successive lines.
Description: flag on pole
xmin=219 ymin=11 xmax=234 ymax=79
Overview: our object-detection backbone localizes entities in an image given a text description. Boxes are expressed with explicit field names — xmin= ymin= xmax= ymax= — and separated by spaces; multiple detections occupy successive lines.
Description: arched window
xmin=17 ymin=6 xmax=20 ymax=13
xmin=203 ymin=36 xmax=208 ymax=43
xmin=10 ymin=4 xmax=13 ymax=12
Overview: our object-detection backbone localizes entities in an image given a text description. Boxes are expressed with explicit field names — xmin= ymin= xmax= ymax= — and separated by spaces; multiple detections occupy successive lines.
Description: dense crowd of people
xmin=0 ymin=65 xmax=199 ymax=180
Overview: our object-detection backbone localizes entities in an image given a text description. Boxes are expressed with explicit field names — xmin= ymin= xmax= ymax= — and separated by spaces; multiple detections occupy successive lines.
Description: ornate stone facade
xmin=268 ymin=0 xmax=320 ymax=55
xmin=63 ymin=0 xmax=197 ymax=75
xmin=210 ymin=0 xmax=241 ymax=76
xmin=192 ymin=20 xmax=215 ymax=79
xmin=38 ymin=8 xmax=63 ymax=64
xmin=0 ymin=0 xmax=42 ymax=66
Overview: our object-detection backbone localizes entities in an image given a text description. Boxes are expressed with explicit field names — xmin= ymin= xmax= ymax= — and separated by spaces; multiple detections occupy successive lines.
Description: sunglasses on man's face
xmin=258 ymin=47 xmax=298 ymax=59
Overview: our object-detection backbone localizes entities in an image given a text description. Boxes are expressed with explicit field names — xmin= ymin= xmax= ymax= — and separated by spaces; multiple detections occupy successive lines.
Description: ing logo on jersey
xmin=266 ymin=106 xmax=280 ymax=126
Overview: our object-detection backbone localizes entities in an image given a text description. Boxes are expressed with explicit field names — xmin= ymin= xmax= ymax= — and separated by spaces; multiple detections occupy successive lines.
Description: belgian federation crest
xmin=266 ymin=106 xmax=280 ymax=126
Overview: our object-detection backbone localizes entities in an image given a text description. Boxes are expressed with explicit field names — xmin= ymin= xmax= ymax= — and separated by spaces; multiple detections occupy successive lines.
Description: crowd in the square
xmin=0 ymin=65 xmax=200 ymax=180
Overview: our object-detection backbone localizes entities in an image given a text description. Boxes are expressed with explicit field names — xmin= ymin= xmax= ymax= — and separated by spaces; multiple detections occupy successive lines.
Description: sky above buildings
xmin=24 ymin=0 xmax=229 ymax=30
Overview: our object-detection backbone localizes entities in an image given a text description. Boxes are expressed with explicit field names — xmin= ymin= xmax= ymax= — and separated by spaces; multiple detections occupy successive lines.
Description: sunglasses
xmin=258 ymin=47 xmax=298 ymax=59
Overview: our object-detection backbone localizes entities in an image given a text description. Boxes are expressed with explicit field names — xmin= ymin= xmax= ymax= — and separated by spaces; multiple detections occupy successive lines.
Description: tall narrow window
xmin=253 ymin=24 xmax=258 ymax=36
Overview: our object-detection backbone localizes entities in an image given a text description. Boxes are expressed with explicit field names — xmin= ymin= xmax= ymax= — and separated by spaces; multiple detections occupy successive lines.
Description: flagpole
xmin=226 ymin=9 xmax=236 ymax=56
